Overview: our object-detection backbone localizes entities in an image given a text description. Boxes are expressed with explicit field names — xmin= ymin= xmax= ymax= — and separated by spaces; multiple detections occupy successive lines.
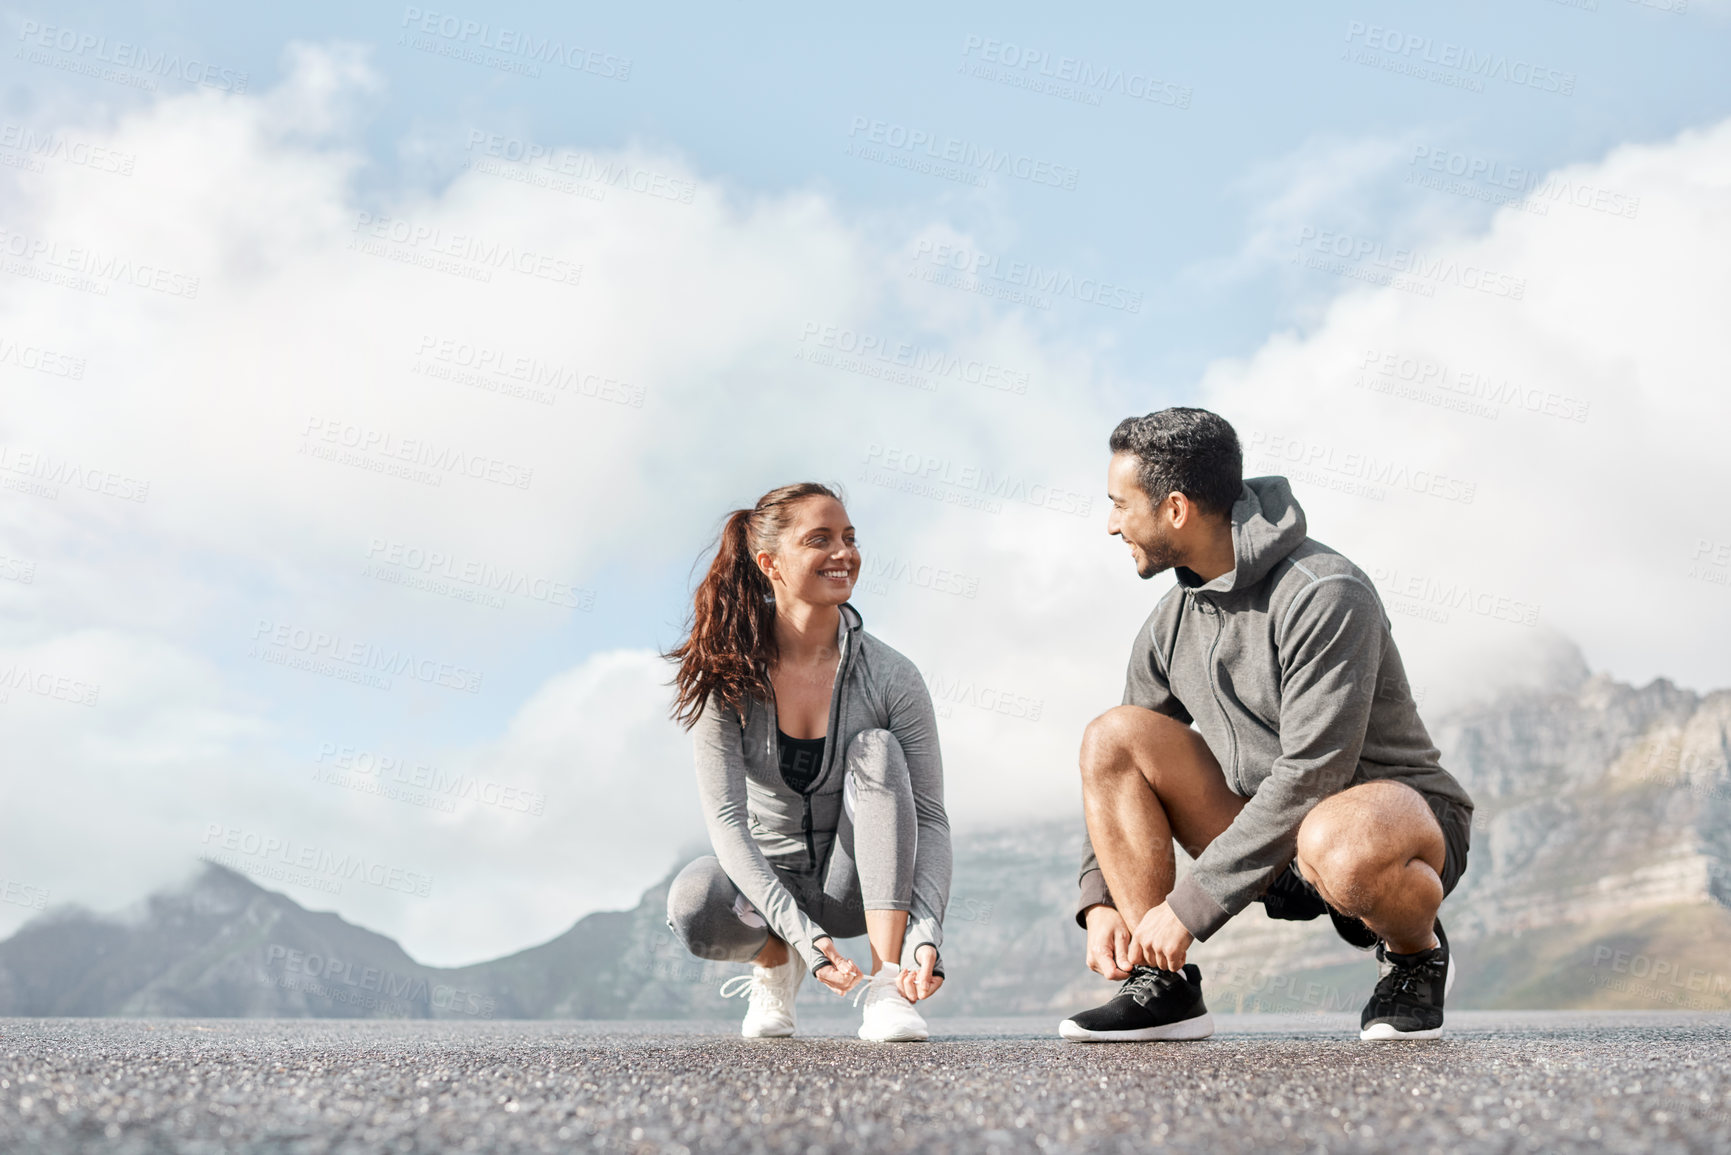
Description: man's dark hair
xmin=1108 ymin=407 xmax=1243 ymax=517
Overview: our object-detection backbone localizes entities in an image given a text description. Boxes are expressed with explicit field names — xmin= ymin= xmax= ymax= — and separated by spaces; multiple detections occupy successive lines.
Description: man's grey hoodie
xmin=692 ymin=603 xmax=951 ymax=973
xmin=1078 ymin=475 xmax=1473 ymax=941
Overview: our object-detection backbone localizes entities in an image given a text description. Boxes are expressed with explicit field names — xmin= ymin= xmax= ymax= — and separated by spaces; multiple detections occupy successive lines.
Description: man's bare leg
xmin=1079 ymin=706 xmax=1245 ymax=931
xmin=1294 ymin=780 xmax=1446 ymax=955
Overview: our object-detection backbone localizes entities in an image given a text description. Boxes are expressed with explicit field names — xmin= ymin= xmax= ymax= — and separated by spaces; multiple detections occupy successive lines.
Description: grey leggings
xmin=667 ymin=728 xmax=917 ymax=965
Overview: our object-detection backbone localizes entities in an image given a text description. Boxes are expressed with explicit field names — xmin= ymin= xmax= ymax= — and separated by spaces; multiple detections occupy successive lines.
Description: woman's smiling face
xmin=755 ymin=495 xmax=859 ymax=607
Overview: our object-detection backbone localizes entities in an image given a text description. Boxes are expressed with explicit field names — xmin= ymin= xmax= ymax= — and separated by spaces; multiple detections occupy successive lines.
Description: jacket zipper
xmin=802 ymin=615 xmax=855 ymax=869
xmin=769 ymin=608 xmax=858 ymax=871
xmin=1200 ymin=591 xmax=1242 ymax=793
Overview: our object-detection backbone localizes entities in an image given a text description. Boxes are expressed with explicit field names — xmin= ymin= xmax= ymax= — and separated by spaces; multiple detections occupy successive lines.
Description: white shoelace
xmin=719 ymin=972 xmax=785 ymax=1012
xmin=850 ymin=971 xmax=899 ymax=1009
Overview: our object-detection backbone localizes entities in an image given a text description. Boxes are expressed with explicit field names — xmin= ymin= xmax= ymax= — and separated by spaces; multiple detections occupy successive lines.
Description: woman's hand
xmin=812 ymin=937 xmax=863 ymax=995
xmin=896 ymin=944 xmax=944 ymax=1002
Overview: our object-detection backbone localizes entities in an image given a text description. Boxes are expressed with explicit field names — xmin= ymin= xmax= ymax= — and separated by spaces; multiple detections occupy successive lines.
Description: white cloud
xmin=3 ymin=46 xmax=1729 ymax=963
xmin=1198 ymin=120 xmax=1731 ymax=700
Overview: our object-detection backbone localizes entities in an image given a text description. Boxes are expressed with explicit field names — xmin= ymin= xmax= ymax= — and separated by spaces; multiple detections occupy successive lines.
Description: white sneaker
xmin=855 ymin=963 xmax=929 ymax=1042
xmin=719 ymin=952 xmax=804 ymax=1038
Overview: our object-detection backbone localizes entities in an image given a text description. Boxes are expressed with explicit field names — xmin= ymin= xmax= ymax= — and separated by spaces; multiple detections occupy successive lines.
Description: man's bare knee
xmin=1297 ymin=783 xmax=1442 ymax=900
xmin=1080 ymin=706 xmax=1194 ymax=776
xmin=1078 ymin=706 xmax=1146 ymax=785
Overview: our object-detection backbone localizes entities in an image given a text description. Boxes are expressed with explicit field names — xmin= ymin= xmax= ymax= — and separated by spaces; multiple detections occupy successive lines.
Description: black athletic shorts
xmin=1266 ymin=791 xmax=1472 ymax=929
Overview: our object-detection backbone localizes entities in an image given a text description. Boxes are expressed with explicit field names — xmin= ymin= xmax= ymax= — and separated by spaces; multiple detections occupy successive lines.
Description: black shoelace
xmin=1122 ymin=966 xmax=1182 ymax=1003
xmin=1375 ymin=953 xmax=1446 ymax=1001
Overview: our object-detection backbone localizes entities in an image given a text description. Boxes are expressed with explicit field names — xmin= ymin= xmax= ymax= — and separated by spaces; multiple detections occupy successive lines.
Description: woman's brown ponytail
xmin=666 ymin=482 xmax=840 ymax=727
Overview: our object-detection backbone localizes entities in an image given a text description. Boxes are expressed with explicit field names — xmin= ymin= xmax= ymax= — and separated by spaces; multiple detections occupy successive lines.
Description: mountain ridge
xmin=5 ymin=652 xmax=1731 ymax=1019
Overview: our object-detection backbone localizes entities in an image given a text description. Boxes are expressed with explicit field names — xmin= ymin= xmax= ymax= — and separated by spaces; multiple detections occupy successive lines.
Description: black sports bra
xmin=776 ymin=728 xmax=827 ymax=793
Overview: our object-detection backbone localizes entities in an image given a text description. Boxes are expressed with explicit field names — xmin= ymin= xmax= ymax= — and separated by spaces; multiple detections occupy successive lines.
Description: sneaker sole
xmin=1358 ymin=1022 xmax=1442 ymax=1040
xmin=1359 ymin=953 xmax=1454 ymax=1041
xmin=857 ymin=1027 xmax=929 ymax=1042
xmin=1058 ymin=1010 xmax=1214 ymax=1043
xmin=742 ymin=1026 xmax=796 ymax=1038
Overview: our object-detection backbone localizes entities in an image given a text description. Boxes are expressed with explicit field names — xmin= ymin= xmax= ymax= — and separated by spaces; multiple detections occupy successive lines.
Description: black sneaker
xmin=1058 ymin=964 xmax=1214 ymax=1043
xmin=1359 ymin=921 xmax=1454 ymax=1040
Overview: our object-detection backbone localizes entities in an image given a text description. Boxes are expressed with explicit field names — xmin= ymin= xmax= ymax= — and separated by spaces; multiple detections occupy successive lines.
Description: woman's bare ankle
xmin=752 ymin=937 xmax=789 ymax=968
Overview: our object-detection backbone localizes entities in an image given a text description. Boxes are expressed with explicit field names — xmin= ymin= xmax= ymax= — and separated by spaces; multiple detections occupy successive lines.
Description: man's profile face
xmin=1106 ymin=452 xmax=1181 ymax=579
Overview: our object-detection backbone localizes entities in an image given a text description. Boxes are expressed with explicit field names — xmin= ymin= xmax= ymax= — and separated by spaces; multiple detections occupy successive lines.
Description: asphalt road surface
xmin=1 ymin=1012 xmax=1727 ymax=1154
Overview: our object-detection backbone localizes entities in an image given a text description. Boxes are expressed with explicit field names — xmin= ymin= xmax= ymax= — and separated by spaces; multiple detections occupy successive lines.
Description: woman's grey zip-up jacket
xmin=690 ymin=603 xmax=951 ymax=973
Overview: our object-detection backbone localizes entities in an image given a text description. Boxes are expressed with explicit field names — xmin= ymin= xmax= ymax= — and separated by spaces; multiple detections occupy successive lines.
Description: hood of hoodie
xmin=1175 ymin=475 xmax=1308 ymax=595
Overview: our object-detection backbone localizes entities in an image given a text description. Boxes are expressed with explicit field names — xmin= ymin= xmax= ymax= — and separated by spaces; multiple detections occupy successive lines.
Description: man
xmin=1060 ymin=407 xmax=1473 ymax=1043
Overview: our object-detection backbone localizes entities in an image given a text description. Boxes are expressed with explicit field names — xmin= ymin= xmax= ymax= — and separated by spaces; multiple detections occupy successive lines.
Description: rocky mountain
xmin=4 ymin=646 xmax=1729 ymax=1020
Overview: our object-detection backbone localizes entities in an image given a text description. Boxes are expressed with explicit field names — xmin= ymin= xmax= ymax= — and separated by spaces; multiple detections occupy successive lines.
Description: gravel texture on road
xmin=1 ymin=1012 xmax=1727 ymax=1154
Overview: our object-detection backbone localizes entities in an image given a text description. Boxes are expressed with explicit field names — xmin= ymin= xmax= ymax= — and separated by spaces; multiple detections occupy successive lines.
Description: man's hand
xmin=812 ymin=937 xmax=863 ymax=995
xmin=1083 ymin=904 xmax=1134 ymax=980
xmin=1129 ymin=902 xmax=1194 ymax=972
xmin=896 ymin=944 xmax=944 ymax=1002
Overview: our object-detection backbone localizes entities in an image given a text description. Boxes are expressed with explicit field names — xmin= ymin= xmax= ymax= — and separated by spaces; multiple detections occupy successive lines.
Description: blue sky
xmin=4 ymin=0 xmax=1730 ymax=962
xmin=14 ymin=0 xmax=1725 ymax=392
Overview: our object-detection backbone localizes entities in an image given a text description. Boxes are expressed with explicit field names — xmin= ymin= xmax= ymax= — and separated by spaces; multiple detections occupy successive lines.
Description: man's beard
xmin=1133 ymin=523 xmax=1183 ymax=580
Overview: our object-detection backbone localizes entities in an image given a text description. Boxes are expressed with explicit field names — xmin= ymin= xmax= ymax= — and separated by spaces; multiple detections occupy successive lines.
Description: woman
xmin=664 ymin=482 xmax=952 ymax=1042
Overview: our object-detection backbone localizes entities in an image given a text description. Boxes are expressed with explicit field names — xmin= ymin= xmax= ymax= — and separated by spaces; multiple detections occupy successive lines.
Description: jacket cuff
xmin=1165 ymin=876 xmax=1231 ymax=941
xmin=900 ymin=918 xmax=942 ymax=971
xmin=802 ymin=933 xmax=830 ymax=975
xmin=1076 ymin=869 xmax=1114 ymax=928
